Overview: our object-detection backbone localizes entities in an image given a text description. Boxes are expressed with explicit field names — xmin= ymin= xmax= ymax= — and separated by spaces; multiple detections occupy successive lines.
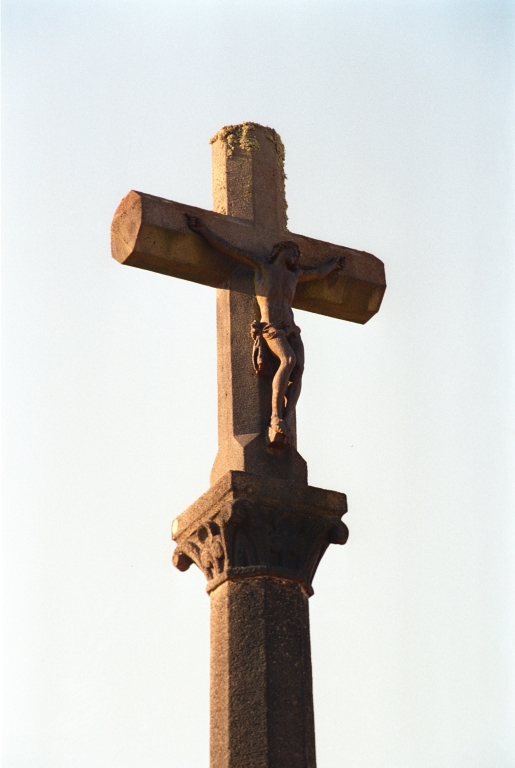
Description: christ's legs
xmin=263 ymin=334 xmax=296 ymax=435
xmin=283 ymin=334 xmax=305 ymax=431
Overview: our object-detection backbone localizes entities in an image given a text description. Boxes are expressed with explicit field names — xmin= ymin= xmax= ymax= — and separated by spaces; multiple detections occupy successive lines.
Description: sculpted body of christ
xmin=186 ymin=214 xmax=345 ymax=446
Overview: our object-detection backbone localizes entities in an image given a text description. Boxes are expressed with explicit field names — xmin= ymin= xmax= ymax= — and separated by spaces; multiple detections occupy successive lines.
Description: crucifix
xmin=111 ymin=123 xmax=385 ymax=768
xmin=184 ymin=213 xmax=346 ymax=447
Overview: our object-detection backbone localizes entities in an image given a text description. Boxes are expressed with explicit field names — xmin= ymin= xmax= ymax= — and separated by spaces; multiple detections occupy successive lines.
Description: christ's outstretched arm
xmin=297 ymin=255 xmax=346 ymax=282
xmin=185 ymin=215 xmax=262 ymax=270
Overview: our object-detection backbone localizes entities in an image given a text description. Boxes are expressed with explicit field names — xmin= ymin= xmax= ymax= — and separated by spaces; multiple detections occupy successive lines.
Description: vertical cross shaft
xmin=209 ymin=124 xmax=307 ymax=486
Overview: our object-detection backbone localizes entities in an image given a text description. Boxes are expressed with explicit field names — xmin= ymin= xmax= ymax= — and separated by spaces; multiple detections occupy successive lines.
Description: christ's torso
xmin=254 ymin=263 xmax=299 ymax=326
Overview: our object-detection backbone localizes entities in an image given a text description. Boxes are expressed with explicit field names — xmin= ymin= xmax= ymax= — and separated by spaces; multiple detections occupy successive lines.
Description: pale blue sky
xmin=3 ymin=1 xmax=515 ymax=766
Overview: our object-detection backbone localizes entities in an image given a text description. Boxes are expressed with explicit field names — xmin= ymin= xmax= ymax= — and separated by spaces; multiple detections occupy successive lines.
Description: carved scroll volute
xmin=172 ymin=519 xmax=226 ymax=580
xmin=304 ymin=517 xmax=348 ymax=582
xmin=172 ymin=498 xmax=265 ymax=579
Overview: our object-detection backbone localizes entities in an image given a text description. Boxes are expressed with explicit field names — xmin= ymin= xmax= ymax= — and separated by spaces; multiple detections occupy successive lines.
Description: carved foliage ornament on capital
xmin=172 ymin=498 xmax=348 ymax=597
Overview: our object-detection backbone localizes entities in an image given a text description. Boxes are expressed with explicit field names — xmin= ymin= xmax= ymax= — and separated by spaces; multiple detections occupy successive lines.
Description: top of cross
xmin=210 ymin=122 xmax=288 ymax=232
xmin=111 ymin=122 xmax=385 ymax=325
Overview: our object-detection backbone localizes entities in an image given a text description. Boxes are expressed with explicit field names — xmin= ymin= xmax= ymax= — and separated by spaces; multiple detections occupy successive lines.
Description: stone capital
xmin=172 ymin=470 xmax=348 ymax=597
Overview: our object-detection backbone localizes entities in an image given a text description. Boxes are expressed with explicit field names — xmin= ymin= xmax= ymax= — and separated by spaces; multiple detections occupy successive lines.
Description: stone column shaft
xmin=210 ymin=578 xmax=316 ymax=768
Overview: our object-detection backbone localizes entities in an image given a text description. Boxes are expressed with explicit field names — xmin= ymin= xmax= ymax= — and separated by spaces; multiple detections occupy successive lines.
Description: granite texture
xmin=210 ymin=578 xmax=316 ymax=768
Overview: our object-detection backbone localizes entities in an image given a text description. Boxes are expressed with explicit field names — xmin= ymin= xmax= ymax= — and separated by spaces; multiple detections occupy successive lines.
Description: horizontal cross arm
xmin=111 ymin=190 xmax=253 ymax=289
xmin=111 ymin=191 xmax=386 ymax=324
xmin=291 ymin=232 xmax=386 ymax=324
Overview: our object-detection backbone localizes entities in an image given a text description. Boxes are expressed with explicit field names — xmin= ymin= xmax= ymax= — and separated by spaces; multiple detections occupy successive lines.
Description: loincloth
xmin=250 ymin=320 xmax=302 ymax=376
xmin=261 ymin=321 xmax=301 ymax=341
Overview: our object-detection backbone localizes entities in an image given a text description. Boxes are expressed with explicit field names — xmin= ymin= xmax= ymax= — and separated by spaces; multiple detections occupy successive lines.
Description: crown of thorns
xmin=268 ymin=240 xmax=301 ymax=262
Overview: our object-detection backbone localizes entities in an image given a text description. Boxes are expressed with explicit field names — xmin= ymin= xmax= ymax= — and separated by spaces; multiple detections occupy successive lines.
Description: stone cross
xmin=111 ymin=123 xmax=386 ymax=768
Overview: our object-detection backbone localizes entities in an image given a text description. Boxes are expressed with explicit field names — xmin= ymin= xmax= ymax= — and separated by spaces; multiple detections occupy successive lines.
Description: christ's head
xmin=268 ymin=240 xmax=301 ymax=267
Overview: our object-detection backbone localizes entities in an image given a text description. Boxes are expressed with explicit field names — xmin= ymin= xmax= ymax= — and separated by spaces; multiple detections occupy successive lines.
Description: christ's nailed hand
xmin=185 ymin=214 xmax=204 ymax=233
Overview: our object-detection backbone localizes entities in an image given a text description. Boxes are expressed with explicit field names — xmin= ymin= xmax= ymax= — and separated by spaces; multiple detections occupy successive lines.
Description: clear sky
xmin=3 ymin=1 xmax=514 ymax=766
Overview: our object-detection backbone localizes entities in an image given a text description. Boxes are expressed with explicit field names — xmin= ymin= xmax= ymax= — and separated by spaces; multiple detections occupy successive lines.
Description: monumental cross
xmin=111 ymin=122 xmax=386 ymax=768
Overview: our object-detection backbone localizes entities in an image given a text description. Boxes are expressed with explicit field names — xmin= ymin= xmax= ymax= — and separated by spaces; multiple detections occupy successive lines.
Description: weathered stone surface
xmin=210 ymin=578 xmax=316 ymax=768
xmin=210 ymin=123 xmax=288 ymax=231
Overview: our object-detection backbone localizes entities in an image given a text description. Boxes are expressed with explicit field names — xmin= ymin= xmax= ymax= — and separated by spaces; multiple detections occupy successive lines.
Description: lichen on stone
xmin=210 ymin=122 xmax=288 ymax=225
xmin=264 ymin=129 xmax=286 ymax=176
xmin=210 ymin=122 xmax=260 ymax=156
xmin=210 ymin=122 xmax=285 ymax=171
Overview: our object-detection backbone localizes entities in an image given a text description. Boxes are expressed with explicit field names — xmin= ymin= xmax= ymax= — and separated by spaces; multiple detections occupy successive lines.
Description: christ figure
xmin=186 ymin=214 xmax=345 ymax=446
